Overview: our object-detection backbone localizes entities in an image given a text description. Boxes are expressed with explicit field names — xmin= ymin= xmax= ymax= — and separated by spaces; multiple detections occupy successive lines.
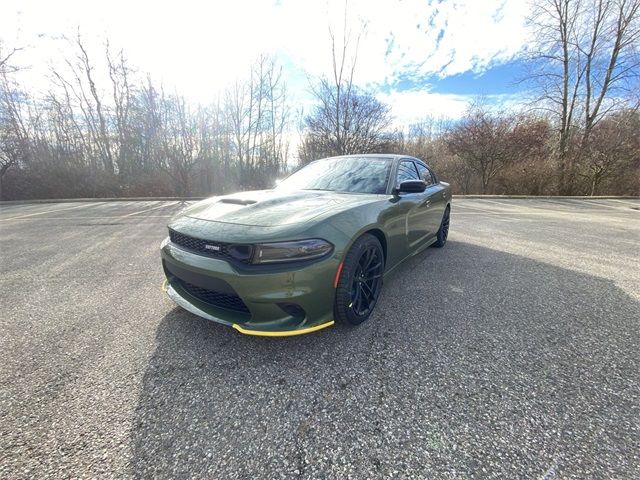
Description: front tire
xmin=432 ymin=205 xmax=450 ymax=248
xmin=334 ymin=234 xmax=385 ymax=326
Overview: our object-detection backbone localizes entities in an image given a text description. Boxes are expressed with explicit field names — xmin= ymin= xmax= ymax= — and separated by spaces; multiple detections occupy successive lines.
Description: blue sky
xmin=1 ymin=0 xmax=533 ymax=126
xmin=395 ymin=62 xmax=528 ymax=96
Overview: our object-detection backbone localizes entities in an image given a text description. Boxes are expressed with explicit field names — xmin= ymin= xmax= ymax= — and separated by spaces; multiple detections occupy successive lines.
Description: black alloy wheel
xmin=433 ymin=206 xmax=450 ymax=248
xmin=350 ymin=245 xmax=384 ymax=316
xmin=334 ymin=234 xmax=385 ymax=325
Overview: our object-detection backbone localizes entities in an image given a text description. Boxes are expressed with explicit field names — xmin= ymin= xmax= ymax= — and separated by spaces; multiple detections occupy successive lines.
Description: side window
xmin=396 ymin=161 xmax=419 ymax=184
xmin=415 ymin=163 xmax=434 ymax=186
xmin=429 ymin=169 xmax=439 ymax=185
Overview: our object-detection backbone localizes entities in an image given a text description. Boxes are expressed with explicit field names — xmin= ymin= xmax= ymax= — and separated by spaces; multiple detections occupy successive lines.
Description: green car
xmin=161 ymin=154 xmax=451 ymax=336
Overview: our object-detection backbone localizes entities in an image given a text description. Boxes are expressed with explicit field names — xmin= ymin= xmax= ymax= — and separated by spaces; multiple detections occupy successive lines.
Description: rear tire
xmin=334 ymin=234 xmax=385 ymax=326
xmin=432 ymin=206 xmax=450 ymax=248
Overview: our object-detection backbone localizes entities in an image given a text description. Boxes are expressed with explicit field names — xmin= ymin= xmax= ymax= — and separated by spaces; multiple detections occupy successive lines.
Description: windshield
xmin=276 ymin=157 xmax=391 ymax=194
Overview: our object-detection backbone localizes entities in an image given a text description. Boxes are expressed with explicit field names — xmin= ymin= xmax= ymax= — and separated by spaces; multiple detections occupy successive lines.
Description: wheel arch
xmin=341 ymin=226 xmax=388 ymax=265
xmin=364 ymin=228 xmax=388 ymax=264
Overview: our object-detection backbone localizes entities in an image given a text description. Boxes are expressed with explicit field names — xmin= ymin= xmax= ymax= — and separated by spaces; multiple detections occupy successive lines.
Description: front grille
xmin=178 ymin=279 xmax=250 ymax=314
xmin=169 ymin=229 xmax=252 ymax=263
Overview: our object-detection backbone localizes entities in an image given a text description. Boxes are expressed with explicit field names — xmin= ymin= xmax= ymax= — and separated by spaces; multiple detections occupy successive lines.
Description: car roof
xmin=325 ymin=154 xmax=422 ymax=162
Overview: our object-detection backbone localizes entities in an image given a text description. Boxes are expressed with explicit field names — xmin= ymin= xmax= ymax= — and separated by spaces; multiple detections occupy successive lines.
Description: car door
xmin=395 ymin=159 xmax=430 ymax=251
xmin=416 ymin=162 xmax=447 ymax=236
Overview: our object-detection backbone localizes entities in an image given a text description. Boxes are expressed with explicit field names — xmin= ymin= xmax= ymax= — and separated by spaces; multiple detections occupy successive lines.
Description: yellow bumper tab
xmin=232 ymin=321 xmax=335 ymax=337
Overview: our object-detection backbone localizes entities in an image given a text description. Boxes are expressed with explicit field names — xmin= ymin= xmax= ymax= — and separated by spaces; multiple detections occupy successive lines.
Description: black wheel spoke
xmin=349 ymin=242 xmax=384 ymax=316
xmin=351 ymin=284 xmax=361 ymax=309
xmin=363 ymin=248 xmax=375 ymax=270
xmin=356 ymin=285 xmax=366 ymax=312
xmin=435 ymin=209 xmax=450 ymax=246
xmin=365 ymin=261 xmax=382 ymax=274
xmin=358 ymin=248 xmax=367 ymax=266
xmin=361 ymin=282 xmax=374 ymax=300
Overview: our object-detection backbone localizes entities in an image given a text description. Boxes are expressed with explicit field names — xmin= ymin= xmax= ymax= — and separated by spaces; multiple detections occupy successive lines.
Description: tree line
xmin=0 ymin=36 xmax=290 ymax=199
xmin=1 ymin=0 xmax=639 ymax=200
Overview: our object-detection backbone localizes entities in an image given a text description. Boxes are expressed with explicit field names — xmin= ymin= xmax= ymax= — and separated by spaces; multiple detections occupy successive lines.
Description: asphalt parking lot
xmin=1 ymin=198 xmax=639 ymax=479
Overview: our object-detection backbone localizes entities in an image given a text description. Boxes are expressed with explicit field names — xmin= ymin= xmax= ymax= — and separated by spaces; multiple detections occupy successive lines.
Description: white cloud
xmin=378 ymin=90 xmax=471 ymax=125
xmin=378 ymin=89 xmax=532 ymax=128
xmin=1 ymin=0 xmax=532 ymax=125
xmin=2 ymin=0 xmax=531 ymax=83
xmin=279 ymin=0 xmax=532 ymax=86
xmin=1 ymin=0 xmax=295 ymax=96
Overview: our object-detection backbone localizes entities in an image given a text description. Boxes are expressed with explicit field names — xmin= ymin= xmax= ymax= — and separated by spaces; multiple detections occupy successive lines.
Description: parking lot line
xmin=474 ymin=199 xmax=524 ymax=208
xmin=605 ymin=198 xmax=640 ymax=207
xmin=0 ymin=215 xmax=174 ymax=221
xmin=454 ymin=204 xmax=500 ymax=214
xmin=0 ymin=203 xmax=102 ymax=221
xmin=581 ymin=199 xmax=639 ymax=210
xmin=117 ymin=202 xmax=179 ymax=218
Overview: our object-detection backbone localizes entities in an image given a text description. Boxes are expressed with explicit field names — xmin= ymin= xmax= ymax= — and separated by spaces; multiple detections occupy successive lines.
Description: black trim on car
xmin=166 ymin=230 xmax=334 ymax=272
xmin=163 ymin=260 xmax=251 ymax=314
xmin=169 ymin=228 xmax=253 ymax=264
xmin=163 ymin=260 xmax=236 ymax=294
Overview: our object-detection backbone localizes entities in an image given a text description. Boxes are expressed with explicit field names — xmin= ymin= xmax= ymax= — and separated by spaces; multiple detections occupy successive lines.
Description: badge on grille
xmin=204 ymin=244 xmax=221 ymax=251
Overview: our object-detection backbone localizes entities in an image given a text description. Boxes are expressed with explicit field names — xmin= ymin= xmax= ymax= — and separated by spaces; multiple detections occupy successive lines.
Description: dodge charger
xmin=161 ymin=154 xmax=451 ymax=336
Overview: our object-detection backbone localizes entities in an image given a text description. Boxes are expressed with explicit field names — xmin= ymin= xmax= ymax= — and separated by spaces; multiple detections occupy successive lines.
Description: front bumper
xmin=160 ymin=237 xmax=338 ymax=335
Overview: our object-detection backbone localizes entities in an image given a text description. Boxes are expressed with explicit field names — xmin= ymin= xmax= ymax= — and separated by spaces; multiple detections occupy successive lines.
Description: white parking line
xmin=117 ymin=202 xmax=178 ymax=218
xmin=475 ymin=199 xmax=523 ymax=208
xmin=605 ymin=198 xmax=640 ymax=207
xmin=454 ymin=210 xmax=638 ymax=216
xmin=454 ymin=204 xmax=500 ymax=214
xmin=0 ymin=215 xmax=174 ymax=221
xmin=1 ymin=216 xmax=174 ymax=223
xmin=0 ymin=203 xmax=102 ymax=221
xmin=580 ymin=199 xmax=639 ymax=210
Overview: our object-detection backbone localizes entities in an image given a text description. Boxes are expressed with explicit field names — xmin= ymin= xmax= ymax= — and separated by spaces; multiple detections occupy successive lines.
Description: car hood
xmin=181 ymin=189 xmax=381 ymax=227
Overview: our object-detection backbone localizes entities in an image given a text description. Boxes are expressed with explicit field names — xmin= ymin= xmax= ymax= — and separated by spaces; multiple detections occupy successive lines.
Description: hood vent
xmin=219 ymin=198 xmax=257 ymax=205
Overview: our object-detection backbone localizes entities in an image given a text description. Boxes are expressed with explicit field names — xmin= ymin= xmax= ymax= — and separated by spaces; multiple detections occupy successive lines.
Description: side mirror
xmin=394 ymin=180 xmax=427 ymax=194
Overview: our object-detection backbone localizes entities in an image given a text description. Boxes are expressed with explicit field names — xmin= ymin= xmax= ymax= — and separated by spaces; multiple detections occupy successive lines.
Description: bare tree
xmin=299 ymin=11 xmax=392 ymax=162
xmin=446 ymin=105 xmax=549 ymax=194
xmin=300 ymin=84 xmax=392 ymax=162
xmin=297 ymin=3 xmax=392 ymax=162
xmin=528 ymin=0 xmax=640 ymax=194
xmin=0 ymin=72 xmax=30 ymax=198
xmin=50 ymin=33 xmax=116 ymax=175
xmin=579 ymin=109 xmax=640 ymax=194
xmin=107 ymin=42 xmax=133 ymax=182
xmin=225 ymin=56 xmax=290 ymax=188
xmin=0 ymin=40 xmax=22 ymax=75
xmin=445 ymin=105 xmax=514 ymax=194
xmin=157 ymin=91 xmax=198 ymax=196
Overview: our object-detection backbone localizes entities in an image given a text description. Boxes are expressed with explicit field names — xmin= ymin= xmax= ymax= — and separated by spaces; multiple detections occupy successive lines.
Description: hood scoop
xmin=219 ymin=198 xmax=257 ymax=206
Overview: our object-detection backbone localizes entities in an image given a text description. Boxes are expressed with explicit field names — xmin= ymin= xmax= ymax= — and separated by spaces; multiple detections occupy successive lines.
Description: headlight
xmin=253 ymin=239 xmax=333 ymax=264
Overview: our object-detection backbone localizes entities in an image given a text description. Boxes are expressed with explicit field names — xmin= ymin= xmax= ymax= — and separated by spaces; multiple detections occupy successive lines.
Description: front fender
xmin=317 ymin=197 xmax=406 ymax=272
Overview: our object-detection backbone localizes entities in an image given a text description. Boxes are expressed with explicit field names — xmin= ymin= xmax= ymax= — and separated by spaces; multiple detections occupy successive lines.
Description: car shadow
xmin=129 ymin=240 xmax=639 ymax=479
